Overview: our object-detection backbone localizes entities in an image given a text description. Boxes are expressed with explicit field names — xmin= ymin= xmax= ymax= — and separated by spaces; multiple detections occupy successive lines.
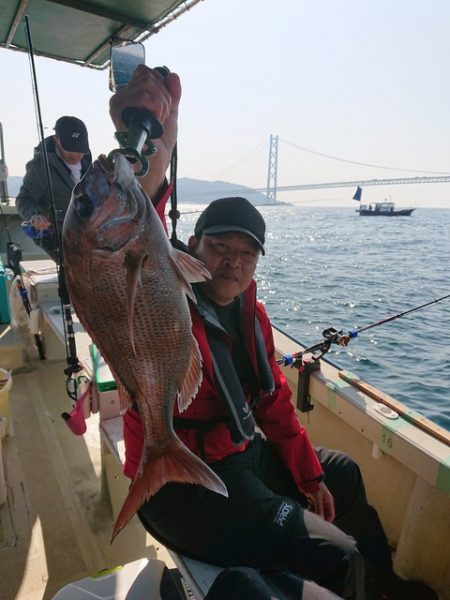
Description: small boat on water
xmin=358 ymin=201 xmax=415 ymax=217
xmin=353 ymin=186 xmax=415 ymax=216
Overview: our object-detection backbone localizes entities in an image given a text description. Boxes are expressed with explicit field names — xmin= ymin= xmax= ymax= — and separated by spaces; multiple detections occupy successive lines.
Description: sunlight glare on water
xmin=176 ymin=204 xmax=450 ymax=431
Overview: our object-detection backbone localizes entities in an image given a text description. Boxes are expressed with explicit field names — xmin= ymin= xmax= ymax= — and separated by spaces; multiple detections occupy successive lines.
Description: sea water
xmin=176 ymin=205 xmax=450 ymax=431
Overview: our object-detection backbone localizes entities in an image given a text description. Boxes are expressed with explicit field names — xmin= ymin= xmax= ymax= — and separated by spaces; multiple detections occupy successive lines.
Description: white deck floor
xmin=0 ymin=357 xmax=174 ymax=600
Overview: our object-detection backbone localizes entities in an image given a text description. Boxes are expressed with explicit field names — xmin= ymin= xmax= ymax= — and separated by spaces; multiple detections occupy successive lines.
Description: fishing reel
xmin=278 ymin=327 xmax=349 ymax=370
xmin=322 ymin=327 xmax=353 ymax=347
xmin=277 ymin=327 xmax=354 ymax=414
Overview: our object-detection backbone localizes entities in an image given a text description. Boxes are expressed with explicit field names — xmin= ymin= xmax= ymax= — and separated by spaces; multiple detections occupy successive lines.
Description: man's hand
xmin=306 ymin=481 xmax=335 ymax=522
xmin=30 ymin=214 xmax=51 ymax=231
xmin=109 ymin=65 xmax=182 ymax=200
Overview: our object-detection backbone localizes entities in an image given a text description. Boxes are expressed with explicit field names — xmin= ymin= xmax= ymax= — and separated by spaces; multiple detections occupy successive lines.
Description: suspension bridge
xmin=212 ymin=135 xmax=450 ymax=203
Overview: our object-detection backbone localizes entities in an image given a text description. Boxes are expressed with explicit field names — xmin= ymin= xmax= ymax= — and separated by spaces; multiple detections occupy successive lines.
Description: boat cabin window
xmin=375 ymin=202 xmax=394 ymax=212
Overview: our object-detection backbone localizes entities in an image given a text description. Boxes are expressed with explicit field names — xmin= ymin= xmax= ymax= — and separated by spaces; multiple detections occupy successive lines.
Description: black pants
xmin=204 ymin=567 xmax=344 ymax=600
xmin=138 ymin=435 xmax=390 ymax=599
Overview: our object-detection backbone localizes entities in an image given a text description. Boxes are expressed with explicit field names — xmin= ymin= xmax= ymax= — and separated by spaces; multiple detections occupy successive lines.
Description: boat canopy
xmin=0 ymin=0 xmax=201 ymax=69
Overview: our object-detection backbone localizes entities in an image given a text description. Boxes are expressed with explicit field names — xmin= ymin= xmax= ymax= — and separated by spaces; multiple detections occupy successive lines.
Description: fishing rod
xmin=24 ymin=17 xmax=82 ymax=384
xmin=277 ymin=292 xmax=450 ymax=415
xmin=0 ymin=123 xmax=23 ymax=276
xmin=0 ymin=202 xmax=46 ymax=360
xmin=349 ymin=293 xmax=450 ymax=335
xmin=277 ymin=292 xmax=450 ymax=368
xmin=0 ymin=124 xmax=46 ymax=359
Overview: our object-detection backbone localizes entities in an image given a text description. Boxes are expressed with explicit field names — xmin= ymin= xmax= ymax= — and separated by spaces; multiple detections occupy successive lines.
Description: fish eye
xmin=75 ymin=193 xmax=94 ymax=219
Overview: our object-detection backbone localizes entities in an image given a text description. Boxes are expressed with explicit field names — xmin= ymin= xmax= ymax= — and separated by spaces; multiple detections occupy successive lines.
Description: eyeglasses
xmin=206 ymin=237 xmax=260 ymax=265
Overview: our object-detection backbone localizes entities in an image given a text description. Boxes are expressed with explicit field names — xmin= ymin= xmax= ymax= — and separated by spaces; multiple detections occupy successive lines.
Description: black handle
xmin=109 ymin=66 xmax=171 ymax=176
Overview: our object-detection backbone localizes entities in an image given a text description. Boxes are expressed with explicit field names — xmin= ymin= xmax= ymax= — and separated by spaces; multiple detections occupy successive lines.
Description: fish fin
xmin=168 ymin=249 xmax=211 ymax=302
xmin=116 ymin=379 xmax=133 ymax=412
xmin=177 ymin=335 xmax=203 ymax=412
xmin=125 ymin=251 xmax=144 ymax=354
xmin=111 ymin=436 xmax=228 ymax=541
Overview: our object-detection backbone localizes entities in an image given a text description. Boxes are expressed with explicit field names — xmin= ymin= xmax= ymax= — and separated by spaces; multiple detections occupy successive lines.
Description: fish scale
xmin=63 ymin=153 xmax=228 ymax=540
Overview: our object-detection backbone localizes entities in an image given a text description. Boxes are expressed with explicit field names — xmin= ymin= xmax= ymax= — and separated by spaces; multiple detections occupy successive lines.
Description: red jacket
xmin=122 ymin=187 xmax=324 ymax=494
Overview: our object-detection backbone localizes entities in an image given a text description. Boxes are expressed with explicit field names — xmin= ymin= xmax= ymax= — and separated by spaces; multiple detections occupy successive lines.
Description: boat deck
xmin=0 ymin=355 xmax=175 ymax=600
xmin=1 ymin=258 xmax=449 ymax=599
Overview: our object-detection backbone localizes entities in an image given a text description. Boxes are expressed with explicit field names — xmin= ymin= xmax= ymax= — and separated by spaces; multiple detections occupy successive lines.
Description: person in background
xmin=109 ymin=66 xmax=438 ymax=600
xmin=16 ymin=116 xmax=92 ymax=262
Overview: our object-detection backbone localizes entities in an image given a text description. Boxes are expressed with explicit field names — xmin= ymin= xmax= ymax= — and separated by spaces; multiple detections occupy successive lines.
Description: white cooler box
xmin=20 ymin=259 xmax=59 ymax=305
xmin=52 ymin=558 xmax=166 ymax=599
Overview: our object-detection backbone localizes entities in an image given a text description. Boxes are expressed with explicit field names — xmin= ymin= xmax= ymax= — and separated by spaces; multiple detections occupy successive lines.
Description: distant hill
xmin=177 ymin=178 xmax=271 ymax=205
xmin=5 ymin=175 xmax=271 ymax=206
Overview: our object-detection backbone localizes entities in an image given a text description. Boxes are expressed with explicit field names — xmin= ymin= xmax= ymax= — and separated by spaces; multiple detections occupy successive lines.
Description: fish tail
xmin=111 ymin=436 xmax=228 ymax=541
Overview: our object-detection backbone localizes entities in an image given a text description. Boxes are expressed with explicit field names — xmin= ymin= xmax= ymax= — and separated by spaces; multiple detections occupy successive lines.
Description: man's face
xmin=54 ymin=136 xmax=85 ymax=165
xmin=188 ymin=232 xmax=260 ymax=306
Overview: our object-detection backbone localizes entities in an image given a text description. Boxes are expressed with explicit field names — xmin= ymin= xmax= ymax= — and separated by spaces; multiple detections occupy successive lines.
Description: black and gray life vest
xmin=174 ymin=287 xmax=275 ymax=447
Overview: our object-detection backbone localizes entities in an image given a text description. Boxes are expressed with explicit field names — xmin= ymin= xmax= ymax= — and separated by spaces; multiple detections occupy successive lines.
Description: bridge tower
xmin=266 ymin=134 xmax=278 ymax=203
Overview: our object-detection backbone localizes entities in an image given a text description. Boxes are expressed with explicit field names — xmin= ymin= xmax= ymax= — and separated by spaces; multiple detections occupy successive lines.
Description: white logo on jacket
xmin=274 ymin=501 xmax=294 ymax=527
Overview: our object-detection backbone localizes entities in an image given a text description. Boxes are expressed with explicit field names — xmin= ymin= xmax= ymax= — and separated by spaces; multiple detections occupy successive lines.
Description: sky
xmin=1 ymin=0 xmax=450 ymax=207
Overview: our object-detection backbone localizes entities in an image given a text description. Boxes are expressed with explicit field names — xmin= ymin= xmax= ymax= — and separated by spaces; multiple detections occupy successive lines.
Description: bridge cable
xmin=280 ymin=137 xmax=450 ymax=176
